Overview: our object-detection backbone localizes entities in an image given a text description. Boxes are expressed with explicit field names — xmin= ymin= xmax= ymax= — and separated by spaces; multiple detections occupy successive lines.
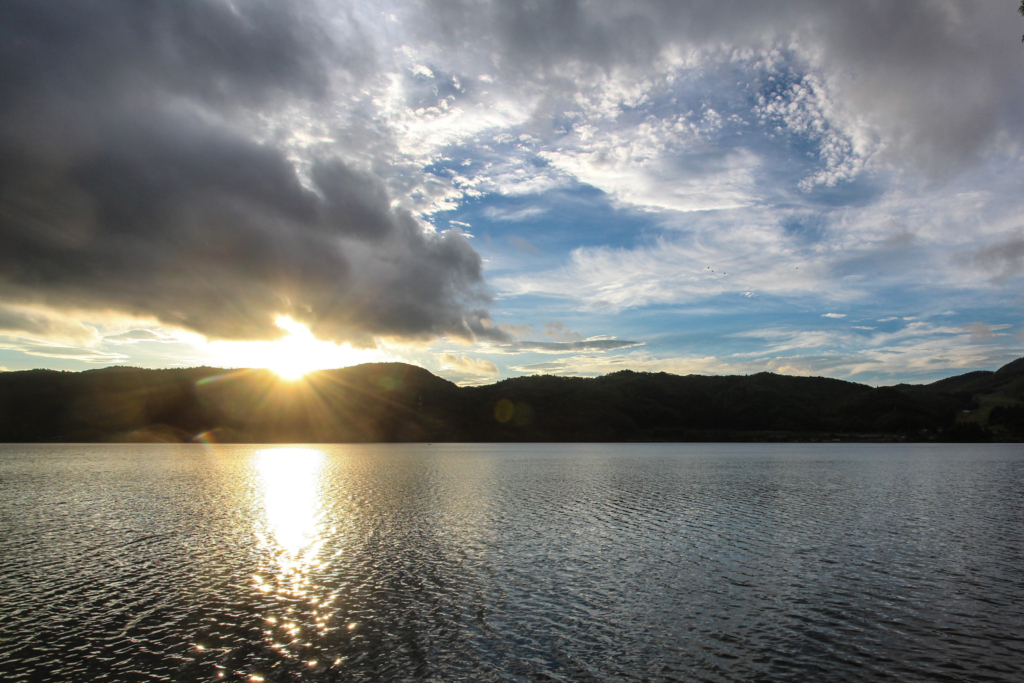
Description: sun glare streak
xmin=203 ymin=316 xmax=384 ymax=380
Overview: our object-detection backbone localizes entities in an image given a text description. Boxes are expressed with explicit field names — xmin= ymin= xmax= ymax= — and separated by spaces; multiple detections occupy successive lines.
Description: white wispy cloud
xmin=494 ymin=227 xmax=825 ymax=311
xmin=483 ymin=206 xmax=547 ymax=222
xmin=0 ymin=337 xmax=128 ymax=364
xmin=508 ymin=323 xmax=1018 ymax=384
xmin=539 ymin=117 xmax=760 ymax=213
xmin=507 ymin=235 xmax=542 ymax=254
xmin=482 ymin=339 xmax=643 ymax=355
xmin=437 ymin=353 xmax=499 ymax=375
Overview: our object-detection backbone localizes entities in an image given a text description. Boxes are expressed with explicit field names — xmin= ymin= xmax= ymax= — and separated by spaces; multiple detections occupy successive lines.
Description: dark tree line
xmin=0 ymin=361 xmax=1002 ymax=443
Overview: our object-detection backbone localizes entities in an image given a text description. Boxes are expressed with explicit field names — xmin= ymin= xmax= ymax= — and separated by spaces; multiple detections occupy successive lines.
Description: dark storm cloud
xmin=0 ymin=0 xmax=506 ymax=344
xmin=0 ymin=0 xmax=337 ymax=107
xmin=418 ymin=0 xmax=1024 ymax=175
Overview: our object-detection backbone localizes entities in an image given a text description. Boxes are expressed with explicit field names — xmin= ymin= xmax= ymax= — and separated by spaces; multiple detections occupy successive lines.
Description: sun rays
xmin=204 ymin=316 xmax=383 ymax=380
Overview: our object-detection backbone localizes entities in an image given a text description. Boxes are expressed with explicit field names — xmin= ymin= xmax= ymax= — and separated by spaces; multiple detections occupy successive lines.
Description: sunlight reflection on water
xmin=254 ymin=447 xmax=325 ymax=570
xmin=251 ymin=447 xmax=336 ymax=667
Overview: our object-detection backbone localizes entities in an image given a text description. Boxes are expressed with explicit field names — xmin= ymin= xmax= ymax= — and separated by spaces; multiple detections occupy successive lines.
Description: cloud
xmin=718 ymin=318 xmax=1024 ymax=381
xmin=754 ymin=70 xmax=864 ymax=190
xmin=507 ymin=235 xmax=542 ymax=254
xmin=437 ymin=353 xmax=499 ymax=375
xmin=543 ymin=321 xmax=583 ymax=342
xmin=507 ymin=326 xmax=1020 ymax=385
xmin=102 ymin=328 xmax=189 ymax=346
xmin=0 ymin=305 xmax=99 ymax=343
xmin=482 ymin=206 xmax=548 ymax=222
xmin=822 ymin=313 xmax=846 ymax=319
xmin=962 ymin=322 xmax=1011 ymax=343
xmin=4 ymin=1 xmax=1024 ymax=383
xmin=497 ymin=323 xmax=533 ymax=339
xmin=415 ymin=0 xmax=1024 ymax=178
xmin=495 ymin=227 xmax=823 ymax=311
xmin=970 ymin=234 xmax=1024 ymax=284
xmin=484 ymin=338 xmax=643 ymax=354
xmin=539 ymin=137 xmax=759 ymax=214
xmin=0 ymin=337 xmax=128 ymax=364
xmin=0 ymin=0 xmax=506 ymax=347
xmin=494 ymin=170 xmax=1024 ymax=312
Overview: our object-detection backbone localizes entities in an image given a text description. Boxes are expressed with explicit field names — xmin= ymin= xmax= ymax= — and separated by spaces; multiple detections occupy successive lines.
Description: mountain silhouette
xmin=3 ymin=358 xmax=1023 ymax=443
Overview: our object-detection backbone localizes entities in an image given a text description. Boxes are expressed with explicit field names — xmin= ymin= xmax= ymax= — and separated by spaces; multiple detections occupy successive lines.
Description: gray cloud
xmin=543 ymin=321 xmax=583 ymax=342
xmin=0 ymin=0 xmax=347 ymax=109
xmin=0 ymin=0 xmax=506 ymax=345
xmin=971 ymin=234 xmax=1024 ymax=284
xmin=961 ymin=322 xmax=1011 ymax=343
xmin=964 ymin=322 xmax=997 ymax=342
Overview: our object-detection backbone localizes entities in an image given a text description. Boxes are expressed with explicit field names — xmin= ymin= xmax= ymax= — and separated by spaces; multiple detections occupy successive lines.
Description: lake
xmin=1 ymin=443 xmax=1021 ymax=682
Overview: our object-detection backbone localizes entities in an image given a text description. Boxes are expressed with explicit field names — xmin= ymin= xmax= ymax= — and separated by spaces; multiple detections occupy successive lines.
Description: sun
xmin=265 ymin=316 xmax=382 ymax=380
xmin=266 ymin=317 xmax=323 ymax=380
xmin=203 ymin=316 xmax=383 ymax=379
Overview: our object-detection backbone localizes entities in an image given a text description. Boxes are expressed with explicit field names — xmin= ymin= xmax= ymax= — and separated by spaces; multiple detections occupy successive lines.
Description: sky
xmin=2 ymin=0 xmax=1024 ymax=386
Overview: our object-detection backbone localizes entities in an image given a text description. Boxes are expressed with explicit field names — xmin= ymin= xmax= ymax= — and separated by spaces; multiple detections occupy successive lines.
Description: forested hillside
xmin=2 ymin=359 xmax=1022 ymax=443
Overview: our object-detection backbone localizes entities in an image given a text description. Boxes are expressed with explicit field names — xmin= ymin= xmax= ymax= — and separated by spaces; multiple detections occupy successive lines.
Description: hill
xmin=1 ymin=359 xmax=1022 ymax=443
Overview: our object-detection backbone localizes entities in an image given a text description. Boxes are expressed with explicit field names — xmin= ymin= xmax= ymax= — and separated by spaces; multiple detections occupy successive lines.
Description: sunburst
xmin=204 ymin=316 xmax=382 ymax=379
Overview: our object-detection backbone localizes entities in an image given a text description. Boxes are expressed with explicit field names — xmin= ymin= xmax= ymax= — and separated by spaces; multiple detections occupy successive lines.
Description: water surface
xmin=1 ymin=443 xmax=1021 ymax=682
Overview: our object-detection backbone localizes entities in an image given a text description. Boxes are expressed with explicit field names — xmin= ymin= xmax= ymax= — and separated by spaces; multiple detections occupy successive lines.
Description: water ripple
xmin=1 ymin=443 xmax=1022 ymax=682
